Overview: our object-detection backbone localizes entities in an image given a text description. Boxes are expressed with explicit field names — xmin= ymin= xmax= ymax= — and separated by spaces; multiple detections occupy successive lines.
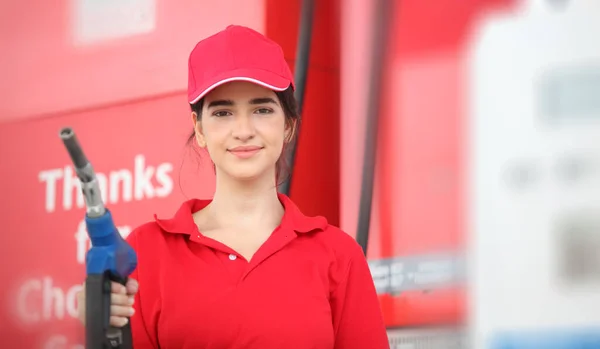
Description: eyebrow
xmin=207 ymin=97 xmax=279 ymax=109
xmin=249 ymin=97 xmax=278 ymax=106
xmin=207 ymin=99 xmax=234 ymax=108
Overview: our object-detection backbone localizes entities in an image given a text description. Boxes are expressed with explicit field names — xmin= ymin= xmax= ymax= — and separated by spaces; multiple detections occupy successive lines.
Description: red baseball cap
xmin=188 ymin=25 xmax=295 ymax=104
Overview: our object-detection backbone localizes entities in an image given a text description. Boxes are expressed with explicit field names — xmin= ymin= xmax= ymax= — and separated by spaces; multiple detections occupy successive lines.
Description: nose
xmin=232 ymin=114 xmax=255 ymax=142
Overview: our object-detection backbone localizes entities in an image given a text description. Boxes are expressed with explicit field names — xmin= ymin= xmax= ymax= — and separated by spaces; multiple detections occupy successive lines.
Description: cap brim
xmin=189 ymin=68 xmax=292 ymax=104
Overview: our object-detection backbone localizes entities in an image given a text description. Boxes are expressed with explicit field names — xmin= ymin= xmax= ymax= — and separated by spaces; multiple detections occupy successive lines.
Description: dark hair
xmin=186 ymin=85 xmax=300 ymax=185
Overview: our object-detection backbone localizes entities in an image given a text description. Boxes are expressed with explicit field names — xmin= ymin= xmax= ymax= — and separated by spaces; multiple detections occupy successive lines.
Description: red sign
xmin=1 ymin=0 xmax=267 ymax=123
xmin=0 ymin=93 xmax=215 ymax=347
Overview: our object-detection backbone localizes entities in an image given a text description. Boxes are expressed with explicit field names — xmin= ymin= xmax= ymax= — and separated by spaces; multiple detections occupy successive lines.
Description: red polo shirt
xmin=125 ymin=194 xmax=389 ymax=349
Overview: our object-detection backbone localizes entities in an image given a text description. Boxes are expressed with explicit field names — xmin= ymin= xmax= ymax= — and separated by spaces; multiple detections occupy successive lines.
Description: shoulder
xmin=125 ymin=221 xmax=168 ymax=248
xmin=319 ymin=224 xmax=363 ymax=253
xmin=281 ymin=194 xmax=365 ymax=262
xmin=316 ymin=224 xmax=366 ymax=263
xmin=308 ymin=224 xmax=373 ymax=293
xmin=125 ymin=198 xmax=208 ymax=247
xmin=126 ymin=220 xmax=164 ymax=237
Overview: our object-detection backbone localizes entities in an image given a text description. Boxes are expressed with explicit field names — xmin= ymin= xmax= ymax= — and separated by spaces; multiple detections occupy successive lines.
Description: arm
xmin=330 ymin=244 xmax=390 ymax=349
xmin=126 ymin=230 xmax=159 ymax=349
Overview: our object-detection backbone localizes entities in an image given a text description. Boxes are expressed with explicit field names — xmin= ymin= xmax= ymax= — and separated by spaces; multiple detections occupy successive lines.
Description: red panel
xmin=380 ymin=0 xmax=517 ymax=327
xmin=377 ymin=54 xmax=466 ymax=326
xmin=266 ymin=0 xmax=341 ymax=225
xmin=1 ymin=0 xmax=267 ymax=122
xmin=394 ymin=0 xmax=515 ymax=56
xmin=340 ymin=0 xmax=516 ymax=328
xmin=0 ymin=92 xmax=215 ymax=347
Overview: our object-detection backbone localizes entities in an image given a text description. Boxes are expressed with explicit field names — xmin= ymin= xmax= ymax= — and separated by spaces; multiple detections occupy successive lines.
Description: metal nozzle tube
xmin=59 ymin=127 xmax=106 ymax=217
xmin=60 ymin=127 xmax=90 ymax=172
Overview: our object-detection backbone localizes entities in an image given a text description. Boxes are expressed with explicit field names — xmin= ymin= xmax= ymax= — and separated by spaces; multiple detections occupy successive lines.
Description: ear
xmin=191 ymin=112 xmax=206 ymax=148
xmin=284 ymin=119 xmax=297 ymax=144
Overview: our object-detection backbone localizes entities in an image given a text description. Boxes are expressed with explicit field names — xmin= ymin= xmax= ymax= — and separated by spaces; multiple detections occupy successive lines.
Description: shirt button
xmin=228 ymin=254 xmax=237 ymax=261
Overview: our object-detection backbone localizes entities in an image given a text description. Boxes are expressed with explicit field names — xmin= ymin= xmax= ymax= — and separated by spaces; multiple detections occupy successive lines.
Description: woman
xmin=77 ymin=24 xmax=389 ymax=349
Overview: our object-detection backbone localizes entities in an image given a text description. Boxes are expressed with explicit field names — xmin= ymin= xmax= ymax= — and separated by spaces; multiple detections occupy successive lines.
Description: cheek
xmin=201 ymin=122 xmax=227 ymax=147
xmin=260 ymin=119 xmax=286 ymax=145
xmin=200 ymin=132 xmax=228 ymax=163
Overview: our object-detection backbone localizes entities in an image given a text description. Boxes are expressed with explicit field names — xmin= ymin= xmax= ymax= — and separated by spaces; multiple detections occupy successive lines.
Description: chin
xmin=224 ymin=166 xmax=270 ymax=182
xmin=230 ymin=171 xmax=262 ymax=181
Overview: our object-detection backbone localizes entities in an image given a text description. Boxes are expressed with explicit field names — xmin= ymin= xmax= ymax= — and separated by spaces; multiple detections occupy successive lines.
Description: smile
xmin=228 ymin=146 xmax=263 ymax=159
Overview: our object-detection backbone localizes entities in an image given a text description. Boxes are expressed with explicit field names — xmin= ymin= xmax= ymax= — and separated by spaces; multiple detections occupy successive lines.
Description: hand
xmin=76 ymin=278 xmax=139 ymax=327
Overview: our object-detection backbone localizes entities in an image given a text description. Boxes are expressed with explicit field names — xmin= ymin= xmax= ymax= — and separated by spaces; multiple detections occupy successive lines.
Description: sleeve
xmin=330 ymin=244 xmax=390 ymax=349
xmin=126 ymin=229 xmax=159 ymax=349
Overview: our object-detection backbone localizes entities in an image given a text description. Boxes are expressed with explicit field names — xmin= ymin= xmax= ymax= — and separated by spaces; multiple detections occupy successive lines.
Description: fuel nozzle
xmin=59 ymin=127 xmax=105 ymax=218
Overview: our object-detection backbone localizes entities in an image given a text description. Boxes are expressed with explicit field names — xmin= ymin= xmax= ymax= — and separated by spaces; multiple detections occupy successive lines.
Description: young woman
xmin=76 ymin=25 xmax=389 ymax=349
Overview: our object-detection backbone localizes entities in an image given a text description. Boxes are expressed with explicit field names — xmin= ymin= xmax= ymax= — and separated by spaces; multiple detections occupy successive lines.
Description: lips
xmin=228 ymin=145 xmax=263 ymax=158
xmin=229 ymin=145 xmax=262 ymax=152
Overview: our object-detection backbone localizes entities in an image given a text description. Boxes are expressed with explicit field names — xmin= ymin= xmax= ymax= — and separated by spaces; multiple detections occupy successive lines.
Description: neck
xmin=208 ymin=169 xmax=284 ymax=229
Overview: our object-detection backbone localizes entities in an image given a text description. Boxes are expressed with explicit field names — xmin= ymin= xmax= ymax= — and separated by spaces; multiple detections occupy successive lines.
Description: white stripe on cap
xmin=189 ymin=77 xmax=289 ymax=104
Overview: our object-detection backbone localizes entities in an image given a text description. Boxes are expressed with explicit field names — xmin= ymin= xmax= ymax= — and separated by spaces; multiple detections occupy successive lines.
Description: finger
xmin=125 ymin=278 xmax=139 ymax=295
xmin=111 ymin=282 xmax=127 ymax=295
xmin=109 ymin=316 xmax=129 ymax=328
xmin=77 ymin=291 xmax=84 ymax=309
xmin=111 ymin=292 xmax=134 ymax=306
xmin=76 ymin=290 xmax=85 ymax=323
xmin=111 ymin=305 xmax=135 ymax=318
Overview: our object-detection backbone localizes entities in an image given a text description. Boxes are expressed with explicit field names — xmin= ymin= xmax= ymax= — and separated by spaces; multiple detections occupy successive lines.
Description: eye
xmin=212 ymin=110 xmax=232 ymax=117
xmin=255 ymin=108 xmax=273 ymax=115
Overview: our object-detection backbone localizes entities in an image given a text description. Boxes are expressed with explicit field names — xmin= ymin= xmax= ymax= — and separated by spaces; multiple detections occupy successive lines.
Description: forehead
xmin=204 ymin=81 xmax=277 ymax=102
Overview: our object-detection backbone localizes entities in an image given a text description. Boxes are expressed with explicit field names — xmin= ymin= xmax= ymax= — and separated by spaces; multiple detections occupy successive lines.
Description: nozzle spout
xmin=60 ymin=127 xmax=90 ymax=173
xmin=59 ymin=127 xmax=105 ymax=217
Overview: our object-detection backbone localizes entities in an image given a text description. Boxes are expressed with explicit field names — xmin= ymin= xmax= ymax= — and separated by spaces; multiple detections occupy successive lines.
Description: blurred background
xmin=1 ymin=0 xmax=599 ymax=348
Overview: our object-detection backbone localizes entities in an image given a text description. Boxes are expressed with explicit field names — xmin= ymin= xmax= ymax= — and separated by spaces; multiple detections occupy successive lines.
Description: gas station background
xmin=1 ymin=0 xmax=599 ymax=348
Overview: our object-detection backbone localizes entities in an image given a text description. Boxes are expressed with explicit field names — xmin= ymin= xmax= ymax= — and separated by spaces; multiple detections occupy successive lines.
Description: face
xmin=192 ymin=81 xmax=291 ymax=182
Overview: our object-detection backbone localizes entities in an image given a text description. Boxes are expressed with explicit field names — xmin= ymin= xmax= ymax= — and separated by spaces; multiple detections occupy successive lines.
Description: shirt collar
xmin=154 ymin=193 xmax=327 ymax=235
